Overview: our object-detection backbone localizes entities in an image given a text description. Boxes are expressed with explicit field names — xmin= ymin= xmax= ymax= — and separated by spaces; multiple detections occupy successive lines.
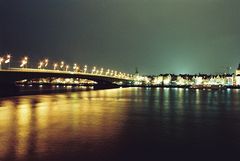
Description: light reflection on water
xmin=0 ymin=88 xmax=240 ymax=161
xmin=0 ymin=89 xmax=131 ymax=161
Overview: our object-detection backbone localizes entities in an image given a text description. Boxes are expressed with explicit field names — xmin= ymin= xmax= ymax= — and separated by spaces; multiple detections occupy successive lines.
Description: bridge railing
xmin=0 ymin=55 xmax=134 ymax=80
xmin=0 ymin=67 xmax=133 ymax=80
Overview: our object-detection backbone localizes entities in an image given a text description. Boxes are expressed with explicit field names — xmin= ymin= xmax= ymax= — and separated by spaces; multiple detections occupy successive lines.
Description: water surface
xmin=0 ymin=88 xmax=240 ymax=161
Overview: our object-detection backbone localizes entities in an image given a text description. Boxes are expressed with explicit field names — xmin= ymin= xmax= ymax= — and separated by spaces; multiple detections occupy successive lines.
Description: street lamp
xmin=96 ymin=70 xmax=99 ymax=75
xmin=106 ymin=69 xmax=110 ymax=75
xmin=65 ymin=65 xmax=69 ymax=71
xmin=73 ymin=63 xmax=77 ymax=72
xmin=38 ymin=61 xmax=43 ymax=69
xmin=44 ymin=59 xmax=48 ymax=68
xmin=60 ymin=61 xmax=64 ymax=69
xmin=24 ymin=57 xmax=28 ymax=68
xmin=20 ymin=57 xmax=28 ymax=68
xmin=53 ymin=63 xmax=58 ymax=70
xmin=5 ymin=54 xmax=11 ymax=69
xmin=92 ymin=66 xmax=96 ymax=74
xmin=84 ymin=65 xmax=87 ymax=73
xmin=76 ymin=66 xmax=79 ymax=72
xmin=0 ymin=57 xmax=3 ymax=70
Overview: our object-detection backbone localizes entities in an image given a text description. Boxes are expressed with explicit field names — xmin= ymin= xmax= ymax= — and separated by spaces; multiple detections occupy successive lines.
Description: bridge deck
xmin=0 ymin=68 xmax=134 ymax=84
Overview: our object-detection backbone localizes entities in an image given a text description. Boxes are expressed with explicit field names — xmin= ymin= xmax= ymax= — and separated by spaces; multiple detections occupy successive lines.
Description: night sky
xmin=1 ymin=0 xmax=240 ymax=74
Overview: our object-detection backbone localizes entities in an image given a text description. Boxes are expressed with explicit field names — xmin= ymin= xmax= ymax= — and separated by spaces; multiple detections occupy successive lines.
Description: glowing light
xmin=73 ymin=63 xmax=79 ymax=72
xmin=5 ymin=54 xmax=11 ymax=64
xmin=84 ymin=65 xmax=87 ymax=73
xmin=96 ymin=70 xmax=99 ymax=74
xmin=0 ymin=57 xmax=3 ymax=69
xmin=163 ymin=75 xmax=171 ymax=85
xmin=60 ymin=61 xmax=64 ymax=69
xmin=0 ymin=57 xmax=4 ymax=63
xmin=44 ymin=59 xmax=48 ymax=67
xmin=195 ymin=76 xmax=203 ymax=85
xmin=236 ymin=76 xmax=240 ymax=85
xmin=20 ymin=57 xmax=28 ymax=68
xmin=73 ymin=63 xmax=77 ymax=69
xmin=53 ymin=63 xmax=58 ymax=70
xmin=100 ymin=68 xmax=103 ymax=75
xmin=38 ymin=61 xmax=43 ymax=69
xmin=105 ymin=69 xmax=110 ymax=75
xmin=76 ymin=66 xmax=79 ymax=72
xmin=92 ymin=66 xmax=96 ymax=74
xmin=65 ymin=65 xmax=69 ymax=71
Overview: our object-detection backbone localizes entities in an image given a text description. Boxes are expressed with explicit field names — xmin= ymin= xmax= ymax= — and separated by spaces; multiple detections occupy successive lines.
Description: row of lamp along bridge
xmin=0 ymin=54 xmax=134 ymax=80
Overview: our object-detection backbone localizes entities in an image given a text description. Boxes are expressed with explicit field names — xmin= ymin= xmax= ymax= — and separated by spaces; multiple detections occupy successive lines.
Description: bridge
xmin=0 ymin=68 xmax=133 ymax=85
xmin=0 ymin=55 xmax=136 ymax=90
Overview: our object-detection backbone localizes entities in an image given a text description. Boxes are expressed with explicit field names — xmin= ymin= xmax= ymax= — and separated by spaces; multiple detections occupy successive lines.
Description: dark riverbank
xmin=1 ymin=83 xmax=240 ymax=98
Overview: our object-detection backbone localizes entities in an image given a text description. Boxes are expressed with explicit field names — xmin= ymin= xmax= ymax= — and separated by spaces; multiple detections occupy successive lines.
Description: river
xmin=0 ymin=87 xmax=240 ymax=161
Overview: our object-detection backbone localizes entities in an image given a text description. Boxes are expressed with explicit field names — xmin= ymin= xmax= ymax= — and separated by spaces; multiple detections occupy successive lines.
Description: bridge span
xmin=0 ymin=68 xmax=134 ymax=89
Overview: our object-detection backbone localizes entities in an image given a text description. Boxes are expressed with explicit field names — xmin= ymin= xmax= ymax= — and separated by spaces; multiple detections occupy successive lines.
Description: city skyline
xmin=1 ymin=0 xmax=240 ymax=74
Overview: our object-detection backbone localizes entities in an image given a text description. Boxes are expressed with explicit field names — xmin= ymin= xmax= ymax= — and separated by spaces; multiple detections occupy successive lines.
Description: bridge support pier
xmin=94 ymin=82 xmax=120 ymax=90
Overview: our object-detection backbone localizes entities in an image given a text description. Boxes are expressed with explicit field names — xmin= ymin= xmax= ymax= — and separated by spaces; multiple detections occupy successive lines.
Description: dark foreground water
xmin=0 ymin=87 xmax=240 ymax=161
